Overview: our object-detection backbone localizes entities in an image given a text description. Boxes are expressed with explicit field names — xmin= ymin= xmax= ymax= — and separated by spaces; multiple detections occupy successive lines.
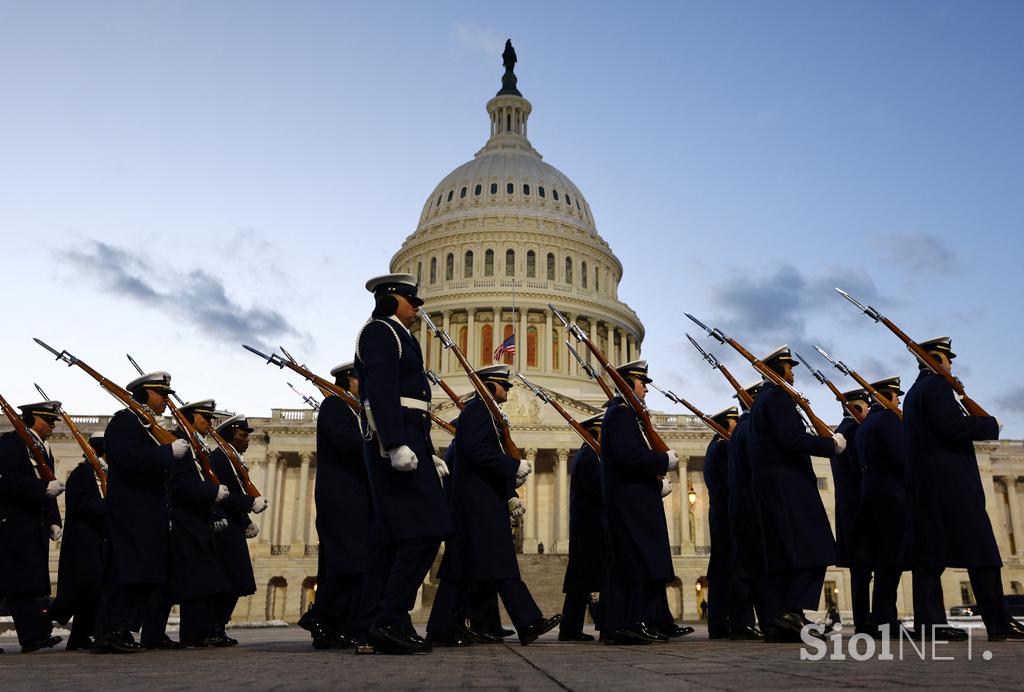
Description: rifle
xmin=647 ymin=382 xmax=731 ymax=439
xmin=566 ymin=340 xmax=615 ymax=400
xmin=835 ymin=288 xmax=988 ymax=417
xmin=684 ymin=315 xmax=834 ymax=437
xmin=419 ymin=312 xmax=519 ymax=458
xmin=34 ymin=384 xmax=106 ymax=494
xmin=287 ymin=382 xmax=321 ymax=411
xmin=34 ymin=338 xmax=180 ymax=448
xmin=812 ymin=346 xmax=903 ymax=421
xmin=792 ymin=352 xmax=866 ymax=423
xmin=426 ymin=369 xmax=466 ymax=410
xmin=517 ymin=373 xmax=600 ymax=453
xmin=126 ymin=354 xmax=220 ymax=485
xmin=0 ymin=390 xmax=57 ymax=482
xmin=685 ymin=333 xmax=754 ymax=409
xmin=550 ymin=304 xmax=671 ymax=454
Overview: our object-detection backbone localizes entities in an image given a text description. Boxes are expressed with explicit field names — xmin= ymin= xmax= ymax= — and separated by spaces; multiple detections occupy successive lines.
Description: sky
xmin=1 ymin=1 xmax=1022 ymax=435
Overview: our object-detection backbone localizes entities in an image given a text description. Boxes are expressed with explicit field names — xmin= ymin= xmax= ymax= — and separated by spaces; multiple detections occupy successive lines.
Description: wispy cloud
xmin=63 ymin=240 xmax=306 ymax=350
xmin=453 ymin=24 xmax=505 ymax=59
xmin=995 ymin=384 xmax=1024 ymax=414
xmin=873 ymin=231 xmax=958 ymax=274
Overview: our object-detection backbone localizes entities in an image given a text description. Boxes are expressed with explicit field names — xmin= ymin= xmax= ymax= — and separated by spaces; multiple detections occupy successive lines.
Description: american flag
xmin=493 ymin=334 xmax=516 ymax=362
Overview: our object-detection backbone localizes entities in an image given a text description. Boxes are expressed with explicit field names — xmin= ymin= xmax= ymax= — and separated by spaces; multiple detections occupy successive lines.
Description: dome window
xmin=474 ymin=184 xmax=482 ymax=196
xmin=546 ymin=253 xmax=555 ymax=281
xmin=576 ymin=199 xmax=581 ymax=211
xmin=505 ymin=249 xmax=515 ymax=277
xmin=582 ymin=261 xmax=588 ymax=288
xmin=447 ymin=190 xmax=454 ymax=202
xmin=523 ymin=184 xmax=530 ymax=196
xmin=565 ymin=194 xmax=572 ymax=206
xmin=526 ymin=250 xmax=536 ymax=278
xmin=538 ymin=186 xmax=546 ymax=198
xmin=430 ymin=257 xmax=438 ymax=284
xmin=565 ymin=257 xmax=573 ymax=285
xmin=445 ymin=253 xmax=454 ymax=281
xmin=506 ymin=182 xmax=514 ymax=195
xmin=484 ymin=249 xmax=494 ymax=277
xmin=552 ymin=190 xmax=560 ymax=201
xmin=464 ymin=250 xmax=474 ymax=278
xmin=436 ymin=195 xmax=442 ymax=208
xmin=490 ymin=183 xmax=498 ymax=194
xmin=459 ymin=186 xmax=467 ymax=199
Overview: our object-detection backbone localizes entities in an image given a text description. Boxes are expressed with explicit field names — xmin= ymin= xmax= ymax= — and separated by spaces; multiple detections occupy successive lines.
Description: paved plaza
xmin=2 ymin=624 xmax=1022 ymax=690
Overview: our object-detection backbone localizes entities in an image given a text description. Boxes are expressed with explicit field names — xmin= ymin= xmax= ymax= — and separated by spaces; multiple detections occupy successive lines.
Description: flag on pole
xmin=493 ymin=334 xmax=516 ymax=362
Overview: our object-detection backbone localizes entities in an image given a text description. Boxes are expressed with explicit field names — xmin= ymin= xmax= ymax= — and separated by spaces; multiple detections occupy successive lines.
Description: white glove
xmin=213 ymin=518 xmax=229 ymax=533
xmin=661 ymin=477 xmax=672 ymax=498
xmin=215 ymin=485 xmax=230 ymax=503
xmin=665 ymin=450 xmax=679 ymax=471
xmin=250 ymin=496 xmax=268 ymax=514
xmin=170 ymin=438 xmax=190 ymax=459
xmin=388 ymin=445 xmax=418 ymax=472
xmin=832 ymin=432 xmax=847 ymax=455
xmin=45 ymin=480 xmax=65 ymax=498
xmin=433 ymin=455 xmax=450 ymax=479
xmin=516 ymin=459 xmax=532 ymax=482
xmin=244 ymin=523 xmax=260 ymax=539
xmin=508 ymin=496 xmax=526 ymax=519
xmin=49 ymin=524 xmax=62 ymax=541
xmin=996 ymin=417 xmax=1004 ymax=433
xmin=515 ymin=475 xmax=527 ymax=489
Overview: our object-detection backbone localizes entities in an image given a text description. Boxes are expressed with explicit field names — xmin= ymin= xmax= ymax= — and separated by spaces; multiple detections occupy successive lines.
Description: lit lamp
xmin=687 ymin=483 xmax=697 ymax=507
xmin=695 ymin=581 xmax=702 ymax=593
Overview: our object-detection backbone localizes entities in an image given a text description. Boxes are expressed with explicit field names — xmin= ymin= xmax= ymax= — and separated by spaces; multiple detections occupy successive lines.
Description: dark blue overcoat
xmin=52 ymin=461 xmax=105 ymax=612
xmin=855 ymin=405 xmax=912 ymax=569
xmin=563 ymin=442 xmax=605 ymax=592
xmin=209 ymin=447 xmax=257 ymax=596
xmin=704 ymin=435 xmax=732 ymax=579
xmin=727 ymin=414 xmax=765 ymax=576
xmin=830 ymin=416 xmax=863 ymax=567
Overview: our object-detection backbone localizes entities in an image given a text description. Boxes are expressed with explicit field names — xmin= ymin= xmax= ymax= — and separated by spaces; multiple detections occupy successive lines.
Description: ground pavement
xmin=2 ymin=624 xmax=1021 ymax=690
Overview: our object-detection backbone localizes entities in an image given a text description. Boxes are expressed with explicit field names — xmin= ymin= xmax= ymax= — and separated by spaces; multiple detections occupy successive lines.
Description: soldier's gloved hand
xmin=215 ymin=485 xmax=230 ymax=503
xmin=244 ymin=523 xmax=260 ymax=539
xmin=665 ymin=450 xmax=679 ymax=471
xmin=388 ymin=445 xmax=418 ymax=472
xmin=213 ymin=518 xmax=229 ymax=533
xmin=100 ymin=461 xmax=109 ymax=473
xmin=170 ymin=438 xmax=190 ymax=459
xmin=832 ymin=432 xmax=847 ymax=454
xmin=660 ymin=477 xmax=672 ymax=498
xmin=49 ymin=524 xmax=62 ymax=541
xmin=516 ymin=459 xmax=532 ymax=482
xmin=250 ymin=496 xmax=268 ymax=514
xmin=45 ymin=480 xmax=65 ymax=498
xmin=508 ymin=496 xmax=526 ymax=519
xmin=433 ymin=455 xmax=449 ymax=479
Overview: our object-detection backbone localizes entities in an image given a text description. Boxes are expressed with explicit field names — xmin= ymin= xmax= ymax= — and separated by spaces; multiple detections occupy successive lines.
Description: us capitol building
xmin=19 ymin=51 xmax=1024 ymax=627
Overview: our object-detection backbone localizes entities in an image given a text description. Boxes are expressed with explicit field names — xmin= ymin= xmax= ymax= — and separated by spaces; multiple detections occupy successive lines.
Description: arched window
xmin=552 ymin=189 xmax=560 ymax=201
xmin=546 ymin=253 xmax=555 ymax=280
xmin=430 ymin=257 xmax=437 ymax=284
xmin=564 ymin=257 xmax=573 ymax=284
xmin=447 ymin=190 xmax=454 ymax=202
xmin=416 ymin=261 xmax=422 ymax=283
xmin=481 ymin=324 xmax=493 ymax=365
xmin=266 ymin=577 xmax=288 ymax=621
xmin=527 ymin=327 xmax=538 ymax=367
xmin=436 ymin=195 xmax=442 ymax=207
xmin=581 ymin=261 xmax=588 ymax=288
xmin=595 ymin=265 xmax=600 ymax=292
xmin=464 ymin=250 xmax=474 ymax=278
xmin=474 ymin=184 xmax=482 ymax=196
xmin=458 ymin=326 xmax=468 ymax=355
xmin=505 ymin=249 xmax=515 ymax=277
xmin=551 ymin=327 xmax=560 ymax=370
xmin=523 ymin=184 xmax=530 ymax=195
xmin=526 ymin=250 xmax=536 ymax=277
xmin=445 ymin=253 xmax=454 ymax=281
xmin=484 ymin=249 xmax=494 ymax=276
xmin=502 ymin=324 xmax=515 ymax=365
xmin=301 ymin=576 xmax=317 ymax=614
xmin=459 ymin=186 xmax=467 ymax=199
xmin=506 ymin=182 xmax=514 ymax=194
xmin=490 ymin=183 xmax=498 ymax=194
xmin=538 ymin=186 xmax=546 ymax=198
xmin=565 ymin=193 xmax=572 ymax=206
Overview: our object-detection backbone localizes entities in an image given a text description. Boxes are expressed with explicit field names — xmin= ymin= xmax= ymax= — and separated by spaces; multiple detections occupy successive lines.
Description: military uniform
xmin=703 ymin=407 xmax=738 ymax=639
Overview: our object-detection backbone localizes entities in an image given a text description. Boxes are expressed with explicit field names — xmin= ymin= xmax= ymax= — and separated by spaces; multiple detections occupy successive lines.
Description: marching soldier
xmin=747 ymin=347 xmax=843 ymax=642
xmin=50 ymin=431 xmax=107 ymax=650
xmin=209 ymin=414 xmax=268 ymax=644
xmin=353 ymin=273 xmax=452 ymax=654
xmin=727 ymin=380 xmax=765 ymax=639
xmin=0 ymin=401 xmax=64 ymax=653
xmin=600 ymin=360 xmax=679 ymax=644
xmin=299 ymin=362 xmax=369 ymax=650
xmin=830 ymin=388 xmax=872 ymax=634
xmin=704 ymin=406 xmax=739 ymax=639
xmin=559 ymin=414 xmax=606 ymax=642
xmin=904 ymin=337 xmax=1024 ymax=641
xmin=855 ymin=377 xmax=911 ymax=635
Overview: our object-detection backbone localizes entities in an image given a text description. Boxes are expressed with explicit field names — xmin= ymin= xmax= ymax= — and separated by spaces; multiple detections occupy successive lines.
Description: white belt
xmin=399 ymin=397 xmax=429 ymax=412
xmin=362 ymin=398 xmax=431 ymax=457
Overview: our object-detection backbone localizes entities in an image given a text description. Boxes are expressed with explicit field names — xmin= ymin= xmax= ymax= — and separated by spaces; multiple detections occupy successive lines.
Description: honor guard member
xmin=354 ymin=273 xmax=453 ymax=654
xmin=830 ymin=388 xmax=872 ymax=635
xmin=703 ymin=406 xmax=739 ymax=639
xmin=51 ymin=431 xmax=108 ymax=650
xmin=600 ymin=360 xmax=679 ymax=644
xmin=747 ymin=347 xmax=843 ymax=642
xmin=299 ymin=361 xmax=369 ymax=650
xmin=855 ymin=377 xmax=911 ymax=636
xmin=209 ymin=414 xmax=268 ymax=644
xmin=0 ymin=401 xmax=64 ymax=653
xmin=727 ymin=380 xmax=766 ymax=639
xmin=904 ymin=337 xmax=1024 ymax=641
xmin=141 ymin=399 xmax=231 ymax=649
xmin=431 ymin=365 xmax=560 ymax=646
xmin=559 ymin=413 xmax=606 ymax=642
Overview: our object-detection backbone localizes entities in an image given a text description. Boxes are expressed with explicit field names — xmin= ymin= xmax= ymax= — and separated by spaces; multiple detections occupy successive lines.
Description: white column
xmin=523 ymin=448 xmax=538 ymax=553
xmin=618 ymin=327 xmax=627 ymax=365
xmin=564 ymin=313 xmax=575 ymax=375
xmin=442 ymin=310 xmax=451 ymax=374
xmin=692 ymin=471 xmax=707 ymax=550
xmin=1005 ymin=477 xmax=1024 ymax=555
xmin=679 ymin=464 xmax=692 ymax=554
xmin=262 ymin=451 xmax=281 ymax=544
xmin=295 ymin=452 xmax=312 ymax=545
xmin=544 ymin=311 xmax=553 ymax=373
xmin=275 ymin=459 xmax=287 ymax=545
xmin=519 ymin=308 xmax=528 ymax=371
xmin=467 ymin=308 xmax=477 ymax=369
xmin=556 ymin=448 xmax=570 ymax=552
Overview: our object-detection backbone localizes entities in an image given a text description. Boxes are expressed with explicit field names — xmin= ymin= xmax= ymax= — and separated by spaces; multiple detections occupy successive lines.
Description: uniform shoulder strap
xmin=355 ymin=318 xmax=403 ymax=362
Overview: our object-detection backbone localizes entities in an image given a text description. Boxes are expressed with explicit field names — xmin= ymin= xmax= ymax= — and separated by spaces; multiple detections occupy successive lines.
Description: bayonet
xmin=835 ymin=287 xmax=883 ymax=322
xmin=242 ymin=344 xmax=288 ymax=368
xmin=686 ymin=333 xmax=720 ymax=369
xmin=794 ymin=351 xmax=828 ymax=386
xmin=517 ymin=373 xmax=551 ymax=403
xmin=419 ymin=311 xmax=454 ymax=349
xmin=34 ymin=337 xmax=78 ymax=367
xmin=813 ymin=345 xmax=852 ymax=376
xmin=287 ymin=382 xmax=320 ymax=411
xmin=548 ymin=303 xmax=586 ymax=342
xmin=684 ymin=313 xmax=727 ymax=344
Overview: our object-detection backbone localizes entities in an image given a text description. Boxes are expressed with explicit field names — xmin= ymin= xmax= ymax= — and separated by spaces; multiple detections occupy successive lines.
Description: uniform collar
xmin=387 ymin=315 xmax=412 ymax=337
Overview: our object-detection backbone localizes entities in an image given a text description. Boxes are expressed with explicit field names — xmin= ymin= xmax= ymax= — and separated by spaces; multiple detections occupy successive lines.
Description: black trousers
xmin=602 ymin=580 xmax=658 ymax=633
xmin=101 ymin=582 xmax=154 ymax=634
xmin=914 ymin=566 xmax=1010 ymax=634
xmin=560 ymin=589 xmax=591 ymax=635
xmin=212 ymin=594 xmax=239 ymax=631
xmin=850 ymin=566 xmax=873 ymax=630
xmin=310 ymin=573 xmax=363 ymax=635
xmin=870 ymin=568 xmax=901 ymax=627
xmin=729 ymin=560 xmax=762 ymax=631
xmin=358 ymin=537 xmax=441 ymax=635
xmin=469 ymin=591 xmax=506 ymax=634
xmin=762 ymin=567 xmax=826 ymax=622
xmin=6 ymin=596 xmax=51 ymax=646
xmin=467 ymin=579 xmax=541 ymax=632
xmin=707 ymin=571 xmax=730 ymax=636
xmin=425 ymin=578 xmax=466 ymax=635
xmin=142 ymin=595 xmax=220 ymax=644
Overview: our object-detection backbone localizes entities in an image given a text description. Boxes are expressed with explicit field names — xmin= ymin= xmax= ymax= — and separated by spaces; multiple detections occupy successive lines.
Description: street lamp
xmin=687 ymin=483 xmax=697 ymax=507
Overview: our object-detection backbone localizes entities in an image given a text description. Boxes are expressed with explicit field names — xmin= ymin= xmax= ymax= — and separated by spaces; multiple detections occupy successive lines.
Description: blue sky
xmin=2 ymin=1 xmax=1022 ymax=435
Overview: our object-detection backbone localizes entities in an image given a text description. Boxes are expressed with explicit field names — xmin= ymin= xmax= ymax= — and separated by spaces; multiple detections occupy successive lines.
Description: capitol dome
xmin=391 ymin=46 xmax=644 ymax=409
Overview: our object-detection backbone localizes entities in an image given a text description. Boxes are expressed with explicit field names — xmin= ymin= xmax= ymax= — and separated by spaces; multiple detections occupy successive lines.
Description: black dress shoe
xmin=94 ymin=630 xmax=141 ymax=654
xmin=497 ymin=627 xmax=515 ymax=638
xmin=405 ymin=630 xmax=431 ymax=650
xmin=708 ymin=630 xmax=729 ymax=640
xmin=616 ymin=622 xmax=667 ymax=644
xmin=988 ymin=618 xmax=1024 ymax=642
xmin=930 ymin=625 xmax=968 ymax=642
xmin=181 ymin=636 xmax=225 ymax=648
xmin=557 ymin=631 xmax=595 ymax=641
xmin=367 ymin=625 xmax=427 ymax=655
xmin=603 ymin=630 xmax=651 ymax=645
xmin=659 ymin=624 xmax=695 ymax=638
xmin=22 ymin=634 xmax=62 ymax=653
xmin=426 ymin=631 xmax=473 ymax=647
xmin=143 ymin=635 xmax=187 ymax=651
xmin=221 ymin=635 xmax=239 ymax=647
xmin=453 ymin=623 xmax=490 ymax=644
xmin=206 ymin=635 xmax=234 ymax=648
xmin=66 ymin=637 xmax=95 ymax=651
xmin=730 ymin=626 xmax=762 ymax=641
xmin=518 ymin=614 xmax=562 ymax=645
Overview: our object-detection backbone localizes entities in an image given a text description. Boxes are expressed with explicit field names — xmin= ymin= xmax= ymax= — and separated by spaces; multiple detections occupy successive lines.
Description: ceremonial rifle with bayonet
xmin=793 ymin=351 xmax=866 ymax=424
xmin=647 ymin=382 xmax=731 ymax=440
xmin=426 ymin=369 xmax=466 ymax=411
xmin=812 ymin=345 xmax=903 ymax=421
xmin=419 ymin=311 xmax=519 ymax=459
xmin=0 ymin=389 xmax=57 ymax=482
xmin=550 ymin=304 xmax=672 ymax=454
xmin=34 ymin=383 xmax=106 ymax=494
xmin=517 ymin=373 xmax=600 ymax=454
xmin=566 ymin=340 xmax=615 ymax=400
xmin=834 ymin=288 xmax=988 ymax=417
xmin=287 ymin=382 xmax=321 ymax=411
xmin=684 ymin=315 xmax=834 ymax=437
xmin=126 ymin=354 xmax=220 ymax=485
xmin=685 ymin=334 xmax=754 ymax=409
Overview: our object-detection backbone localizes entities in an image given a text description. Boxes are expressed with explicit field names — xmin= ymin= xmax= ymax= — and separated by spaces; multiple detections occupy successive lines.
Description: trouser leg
xmin=426 ymin=579 xmax=463 ymax=636
xmin=180 ymin=596 xmax=216 ymax=642
xmin=968 ymin=566 xmax=1011 ymax=635
xmin=601 ymin=580 xmax=627 ymax=633
xmin=648 ymin=584 xmax=674 ymax=628
xmin=784 ymin=567 xmax=826 ymax=613
xmin=912 ymin=567 xmax=947 ymax=630
xmin=68 ymin=597 xmax=100 ymax=647
xmin=216 ymin=595 xmax=239 ymax=632
xmin=708 ymin=572 xmax=730 ymax=636
xmin=140 ymin=597 xmax=171 ymax=645
xmin=728 ymin=561 xmax=756 ymax=631
xmin=105 ymin=583 xmax=152 ymax=634
xmin=492 ymin=579 xmax=542 ymax=632
xmin=333 ymin=574 xmax=363 ymax=636
xmin=850 ymin=566 xmax=872 ymax=629
xmin=559 ymin=590 xmax=590 ymax=635
xmin=374 ymin=537 xmax=441 ymax=631
xmin=761 ymin=573 xmax=786 ymax=622
xmin=871 ymin=568 xmax=902 ymax=627
xmin=7 ymin=596 xmax=51 ymax=646
xmin=469 ymin=591 xmax=504 ymax=635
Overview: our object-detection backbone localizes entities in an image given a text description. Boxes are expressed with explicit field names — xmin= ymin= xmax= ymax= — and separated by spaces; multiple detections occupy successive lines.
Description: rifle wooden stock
xmin=0 ymin=392 xmax=57 ymax=482
xmin=434 ymin=376 xmax=466 ymax=411
xmin=208 ymin=429 xmax=260 ymax=497
xmin=717 ymin=363 xmax=754 ymax=410
xmin=56 ymin=407 xmax=107 ymax=495
xmin=676 ymin=396 xmax=731 ymax=440
xmin=822 ymin=378 xmax=866 ymax=424
xmin=545 ymin=397 xmax=600 ymax=454
xmin=166 ymin=398 xmax=220 ymax=485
